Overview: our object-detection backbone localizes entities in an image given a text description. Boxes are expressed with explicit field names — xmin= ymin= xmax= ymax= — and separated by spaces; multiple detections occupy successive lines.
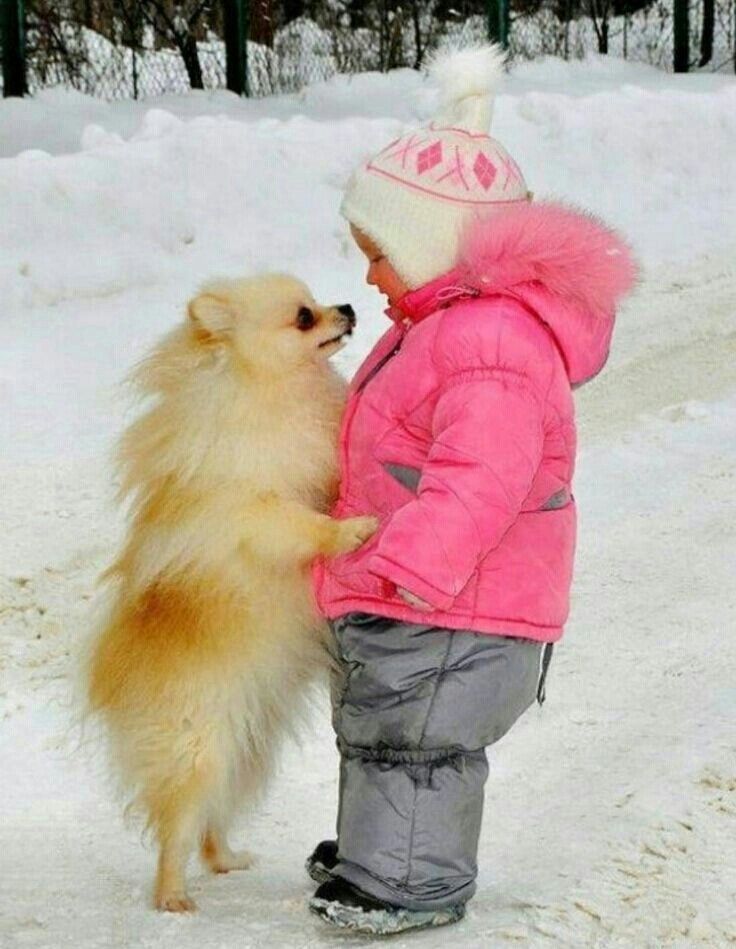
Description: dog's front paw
xmin=331 ymin=516 xmax=379 ymax=554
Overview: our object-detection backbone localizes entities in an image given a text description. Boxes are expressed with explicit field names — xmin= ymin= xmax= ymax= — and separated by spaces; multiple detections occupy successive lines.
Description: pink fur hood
xmin=454 ymin=201 xmax=638 ymax=386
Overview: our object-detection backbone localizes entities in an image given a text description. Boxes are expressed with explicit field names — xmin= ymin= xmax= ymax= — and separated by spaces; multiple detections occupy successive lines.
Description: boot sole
xmin=309 ymin=896 xmax=465 ymax=935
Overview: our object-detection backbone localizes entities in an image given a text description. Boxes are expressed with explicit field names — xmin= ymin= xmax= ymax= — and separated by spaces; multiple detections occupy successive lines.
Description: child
xmin=309 ymin=45 xmax=636 ymax=935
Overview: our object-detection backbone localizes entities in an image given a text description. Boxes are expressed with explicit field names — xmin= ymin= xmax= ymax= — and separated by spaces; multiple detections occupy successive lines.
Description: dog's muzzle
xmin=319 ymin=305 xmax=357 ymax=348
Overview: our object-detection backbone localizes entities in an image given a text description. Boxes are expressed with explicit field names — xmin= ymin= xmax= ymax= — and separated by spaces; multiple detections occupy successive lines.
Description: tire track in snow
xmin=578 ymin=248 xmax=736 ymax=443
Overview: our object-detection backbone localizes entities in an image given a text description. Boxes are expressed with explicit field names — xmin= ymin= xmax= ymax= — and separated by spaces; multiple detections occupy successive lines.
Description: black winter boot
xmin=309 ymin=877 xmax=465 ymax=935
xmin=305 ymin=839 xmax=338 ymax=884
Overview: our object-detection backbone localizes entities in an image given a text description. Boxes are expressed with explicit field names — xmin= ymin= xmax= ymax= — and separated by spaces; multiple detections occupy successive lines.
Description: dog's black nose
xmin=337 ymin=304 xmax=356 ymax=326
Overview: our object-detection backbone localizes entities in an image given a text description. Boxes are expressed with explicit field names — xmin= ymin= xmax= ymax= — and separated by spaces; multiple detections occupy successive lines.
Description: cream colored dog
xmin=86 ymin=274 xmax=375 ymax=912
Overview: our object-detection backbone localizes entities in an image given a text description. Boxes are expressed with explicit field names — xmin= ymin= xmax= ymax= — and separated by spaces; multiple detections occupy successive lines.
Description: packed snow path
xmin=2 ymin=256 xmax=734 ymax=949
xmin=1 ymin=59 xmax=735 ymax=947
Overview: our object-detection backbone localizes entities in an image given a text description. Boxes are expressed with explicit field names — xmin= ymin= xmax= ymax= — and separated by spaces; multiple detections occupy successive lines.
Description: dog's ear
xmin=187 ymin=291 xmax=234 ymax=342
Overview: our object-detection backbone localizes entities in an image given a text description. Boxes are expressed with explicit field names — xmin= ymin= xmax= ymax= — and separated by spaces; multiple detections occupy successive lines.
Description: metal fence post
xmin=132 ymin=46 xmax=139 ymax=100
xmin=2 ymin=0 xmax=27 ymax=97
xmin=673 ymin=0 xmax=690 ymax=71
xmin=224 ymin=0 xmax=249 ymax=95
xmin=487 ymin=0 xmax=510 ymax=48
xmin=698 ymin=0 xmax=714 ymax=66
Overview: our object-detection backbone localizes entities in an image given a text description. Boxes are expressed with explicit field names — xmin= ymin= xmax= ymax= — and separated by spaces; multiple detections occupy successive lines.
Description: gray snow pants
xmin=329 ymin=612 xmax=543 ymax=911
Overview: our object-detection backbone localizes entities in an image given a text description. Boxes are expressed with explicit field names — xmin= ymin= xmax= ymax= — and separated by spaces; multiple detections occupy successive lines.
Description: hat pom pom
xmin=427 ymin=44 xmax=507 ymax=134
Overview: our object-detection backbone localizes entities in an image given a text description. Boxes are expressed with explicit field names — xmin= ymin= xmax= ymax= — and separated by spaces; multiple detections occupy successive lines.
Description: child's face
xmin=350 ymin=225 xmax=409 ymax=306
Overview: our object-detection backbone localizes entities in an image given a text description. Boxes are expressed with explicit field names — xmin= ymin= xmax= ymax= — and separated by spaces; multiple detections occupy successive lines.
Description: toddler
xmin=309 ymin=45 xmax=636 ymax=935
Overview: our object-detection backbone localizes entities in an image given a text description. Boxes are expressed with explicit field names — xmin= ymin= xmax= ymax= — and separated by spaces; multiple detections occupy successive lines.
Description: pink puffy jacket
xmin=313 ymin=202 xmax=637 ymax=642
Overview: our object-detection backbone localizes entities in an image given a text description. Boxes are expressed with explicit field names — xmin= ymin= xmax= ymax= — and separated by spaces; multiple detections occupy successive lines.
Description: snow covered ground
xmin=1 ymin=57 xmax=735 ymax=947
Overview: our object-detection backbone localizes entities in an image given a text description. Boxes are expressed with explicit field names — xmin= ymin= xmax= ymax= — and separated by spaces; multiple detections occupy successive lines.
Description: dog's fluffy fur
xmin=86 ymin=274 xmax=375 ymax=912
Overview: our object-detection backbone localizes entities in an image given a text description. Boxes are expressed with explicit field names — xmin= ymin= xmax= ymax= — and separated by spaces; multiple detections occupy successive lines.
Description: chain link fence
xmin=2 ymin=0 xmax=734 ymax=101
xmin=510 ymin=0 xmax=735 ymax=71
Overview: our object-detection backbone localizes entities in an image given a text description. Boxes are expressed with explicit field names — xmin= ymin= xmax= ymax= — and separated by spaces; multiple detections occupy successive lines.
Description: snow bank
xmin=1 ymin=57 xmax=734 ymax=311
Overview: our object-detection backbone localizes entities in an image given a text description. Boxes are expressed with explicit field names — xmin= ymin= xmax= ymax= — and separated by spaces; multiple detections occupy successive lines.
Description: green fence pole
xmin=2 ymin=0 xmax=27 ymax=97
xmin=243 ymin=0 xmax=249 ymax=96
xmin=224 ymin=0 xmax=249 ymax=95
xmin=673 ymin=0 xmax=690 ymax=72
xmin=487 ymin=0 xmax=509 ymax=48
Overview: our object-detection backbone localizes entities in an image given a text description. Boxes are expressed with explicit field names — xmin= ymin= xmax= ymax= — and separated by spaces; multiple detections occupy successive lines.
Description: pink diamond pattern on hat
xmin=473 ymin=152 xmax=497 ymax=191
xmin=363 ymin=126 xmax=527 ymax=208
xmin=416 ymin=141 xmax=443 ymax=176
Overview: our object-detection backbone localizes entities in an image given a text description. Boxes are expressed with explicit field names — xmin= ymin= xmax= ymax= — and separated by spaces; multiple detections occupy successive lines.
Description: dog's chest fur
xmin=218 ymin=363 xmax=345 ymax=509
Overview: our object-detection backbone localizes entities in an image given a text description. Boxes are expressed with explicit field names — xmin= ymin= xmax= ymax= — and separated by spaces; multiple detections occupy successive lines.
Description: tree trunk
xmin=282 ymin=0 xmax=305 ymax=25
xmin=590 ymin=0 xmax=610 ymax=53
xmin=249 ymin=0 xmax=274 ymax=46
xmin=179 ymin=33 xmax=204 ymax=88
xmin=379 ymin=0 xmax=388 ymax=70
xmin=349 ymin=0 xmax=369 ymax=28
xmin=699 ymin=0 xmax=714 ymax=66
xmin=411 ymin=0 xmax=423 ymax=67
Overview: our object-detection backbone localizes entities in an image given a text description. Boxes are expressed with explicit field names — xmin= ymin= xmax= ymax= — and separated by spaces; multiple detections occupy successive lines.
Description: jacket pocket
xmin=383 ymin=462 xmax=421 ymax=494
xmin=538 ymin=488 xmax=572 ymax=511
xmin=335 ymin=611 xmax=383 ymax=628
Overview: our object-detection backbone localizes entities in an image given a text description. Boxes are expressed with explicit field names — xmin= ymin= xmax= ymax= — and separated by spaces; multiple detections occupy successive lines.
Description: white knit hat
xmin=341 ymin=45 xmax=530 ymax=290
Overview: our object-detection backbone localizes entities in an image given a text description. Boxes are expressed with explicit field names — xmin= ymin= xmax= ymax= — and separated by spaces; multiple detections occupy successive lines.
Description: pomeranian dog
xmin=86 ymin=274 xmax=376 ymax=912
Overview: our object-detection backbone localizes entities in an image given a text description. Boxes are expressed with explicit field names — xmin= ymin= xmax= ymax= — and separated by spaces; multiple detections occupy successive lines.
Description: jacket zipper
xmin=338 ymin=329 xmax=407 ymax=508
xmin=356 ymin=334 xmax=405 ymax=392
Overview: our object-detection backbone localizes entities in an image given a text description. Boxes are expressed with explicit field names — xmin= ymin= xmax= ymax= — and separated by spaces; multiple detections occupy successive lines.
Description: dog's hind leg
xmin=200 ymin=744 xmax=270 ymax=875
xmin=201 ymin=824 xmax=255 ymax=874
xmin=149 ymin=759 xmax=219 ymax=912
xmin=151 ymin=790 xmax=205 ymax=912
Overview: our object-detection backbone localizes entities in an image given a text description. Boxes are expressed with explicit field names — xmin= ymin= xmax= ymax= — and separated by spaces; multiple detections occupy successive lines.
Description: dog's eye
xmin=296 ymin=307 xmax=316 ymax=331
